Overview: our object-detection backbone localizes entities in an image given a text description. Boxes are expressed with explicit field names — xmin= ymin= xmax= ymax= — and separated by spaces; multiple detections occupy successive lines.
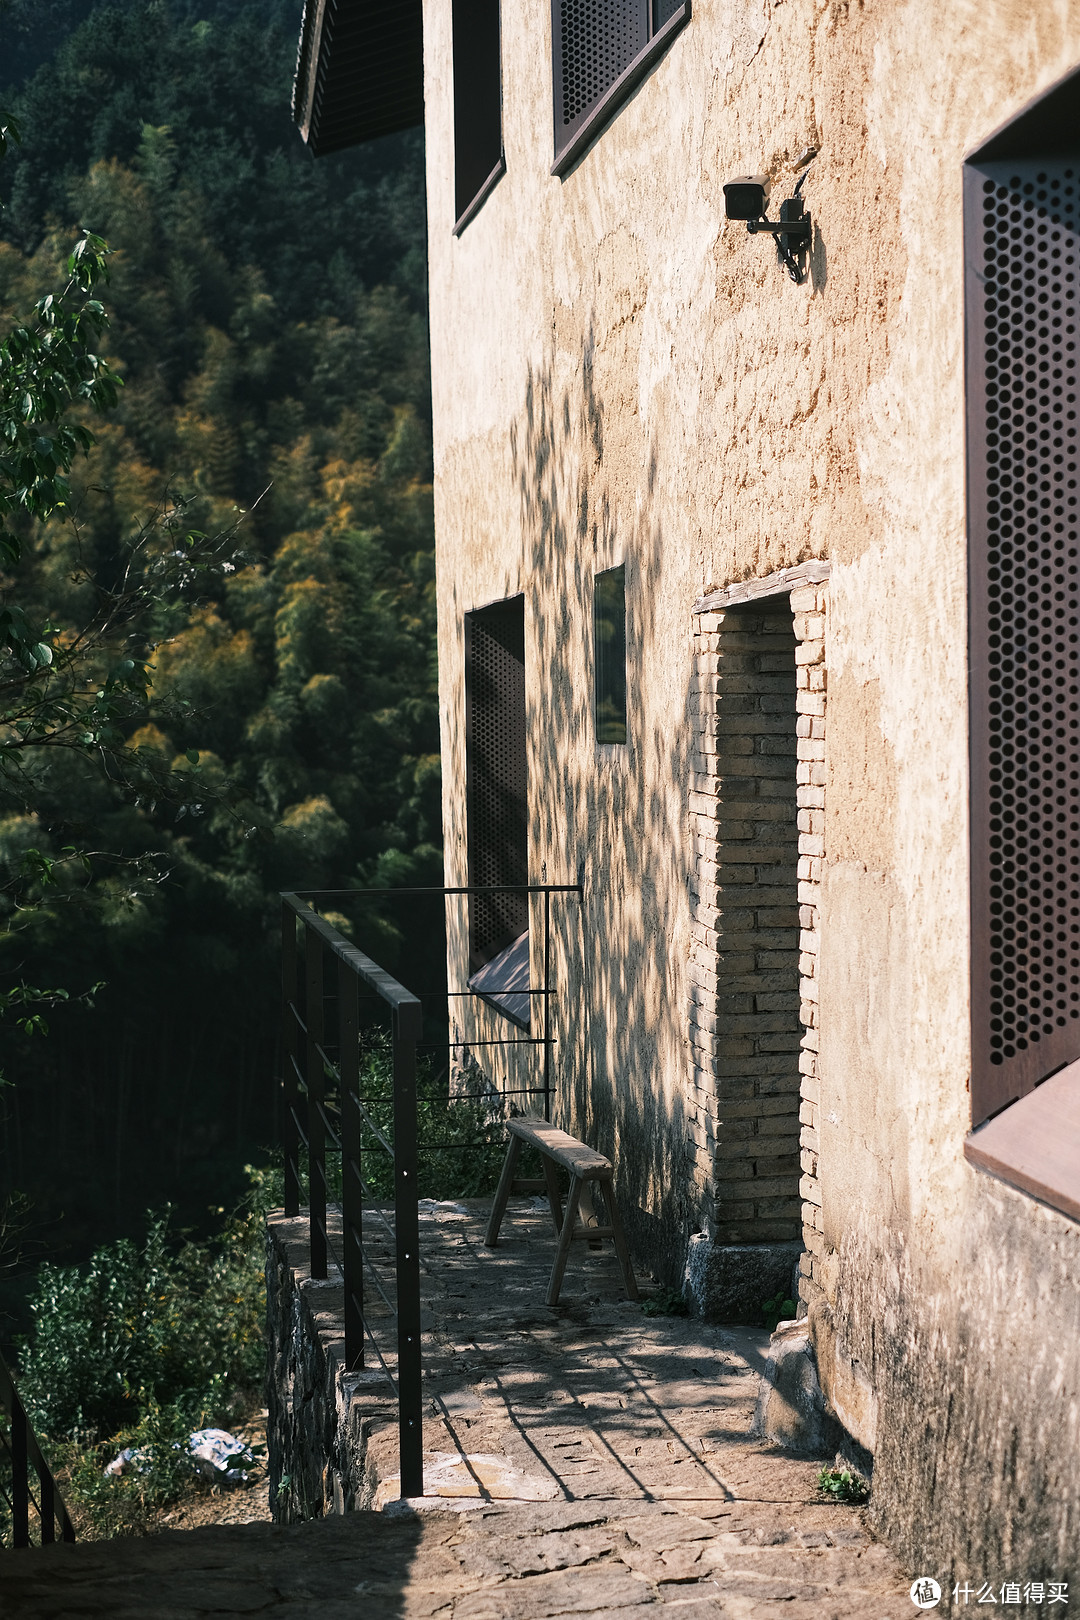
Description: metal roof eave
xmin=293 ymin=0 xmax=424 ymax=157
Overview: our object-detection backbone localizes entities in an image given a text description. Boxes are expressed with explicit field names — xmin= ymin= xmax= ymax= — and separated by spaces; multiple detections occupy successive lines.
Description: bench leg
xmin=542 ymin=1154 xmax=564 ymax=1237
xmin=485 ymin=1134 xmax=522 ymax=1247
xmin=546 ymin=1173 xmax=581 ymax=1306
xmin=603 ymin=1176 xmax=640 ymax=1302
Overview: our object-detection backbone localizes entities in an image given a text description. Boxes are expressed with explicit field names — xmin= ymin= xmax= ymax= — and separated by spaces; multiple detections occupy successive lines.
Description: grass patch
xmin=816 ymin=1466 xmax=869 ymax=1504
xmin=641 ymin=1286 xmax=690 ymax=1317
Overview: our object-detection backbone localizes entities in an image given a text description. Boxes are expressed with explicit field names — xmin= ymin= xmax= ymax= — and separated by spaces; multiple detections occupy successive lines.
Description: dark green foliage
xmin=762 ymin=1292 xmax=797 ymax=1333
xmin=0 ymin=0 xmax=438 ymax=1260
xmin=10 ymin=1173 xmax=271 ymax=1541
xmin=18 ymin=1202 xmax=265 ymax=1440
xmin=641 ymin=1286 xmax=690 ymax=1318
xmin=816 ymin=1467 xmax=869 ymax=1505
xmin=0 ymin=219 xmax=118 ymax=572
xmin=0 ymin=2 xmax=427 ymax=318
xmin=349 ymin=1034 xmax=508 ymax=1203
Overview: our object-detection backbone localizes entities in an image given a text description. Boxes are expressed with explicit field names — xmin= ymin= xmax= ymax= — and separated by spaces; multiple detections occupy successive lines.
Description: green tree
xmin=0 ymin=4 xmax=439 ymax=1258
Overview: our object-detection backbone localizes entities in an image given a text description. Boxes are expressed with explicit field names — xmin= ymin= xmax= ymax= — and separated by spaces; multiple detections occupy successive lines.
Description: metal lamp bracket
xmin=746 ymin=194 xmax=811 ymax=283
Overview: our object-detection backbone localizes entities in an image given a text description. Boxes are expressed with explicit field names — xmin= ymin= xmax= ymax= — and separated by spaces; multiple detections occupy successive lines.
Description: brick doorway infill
xmin=686 ymin=563 xmax=829 ymax=1321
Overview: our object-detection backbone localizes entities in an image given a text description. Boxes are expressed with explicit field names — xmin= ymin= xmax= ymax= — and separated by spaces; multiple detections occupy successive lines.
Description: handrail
xmin=277 ymin=881 xmax=581 ymax=1506
xmin=0 ymin=1352 xmax=75 ymax=1548
xmin=282 ymin=894 xmax=424 ymax=1024
xmin=281 ymin=891 xmax=425 ymax=1497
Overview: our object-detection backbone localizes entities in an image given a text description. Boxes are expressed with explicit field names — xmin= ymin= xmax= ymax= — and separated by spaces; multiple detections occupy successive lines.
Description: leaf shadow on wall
xmin=510 ymin=325 xmax=699 ymax=1284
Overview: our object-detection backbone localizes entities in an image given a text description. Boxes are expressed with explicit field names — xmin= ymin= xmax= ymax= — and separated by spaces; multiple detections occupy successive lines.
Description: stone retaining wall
xmin=265 ymin=1213 xmax=392 ymax=1523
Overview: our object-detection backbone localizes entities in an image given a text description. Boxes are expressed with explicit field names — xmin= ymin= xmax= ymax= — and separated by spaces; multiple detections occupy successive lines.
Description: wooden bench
xmin=485 ymin=1115 xmax=639 ymax=1306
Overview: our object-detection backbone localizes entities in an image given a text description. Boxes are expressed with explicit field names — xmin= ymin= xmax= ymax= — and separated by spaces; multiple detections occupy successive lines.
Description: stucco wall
xmin=423 ymin=0 xmax=1080 ymax=1575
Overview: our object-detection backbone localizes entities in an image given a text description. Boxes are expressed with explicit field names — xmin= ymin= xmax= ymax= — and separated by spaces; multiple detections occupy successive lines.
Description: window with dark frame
xmin=551 ymin=0 xmax=690 ymax=176
xmin=965 ymin=66 xmax=1080 ymax=1221
xmin=465 ymin=597 xmax=528 ymax=975
xmin=967 ymin=68 xmax=1080 ymax=1128
xmin=453 ymin=0 xmax=504 ymax=234
xmin=594 ymin=565 xmax=627 ymax=745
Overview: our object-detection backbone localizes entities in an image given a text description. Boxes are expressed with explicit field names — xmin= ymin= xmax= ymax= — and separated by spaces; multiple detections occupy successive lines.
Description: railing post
xmin=306 ymin=923 xmax=327 ymax=1279
xmin=39 ymin=1459 xmax=55 ymax=1544
xmin=282 ymin=899 xmax=300 ymax=1218
xmin=543 ymin=886 xmax=552 ymax=1122
xmin=339 ymin=957 xmax=364 ymax=1369
xmin=393 ymin=997 xmax=424 ymax=1498
xmin=10 ymin=1384 xmax=28 ymax=1548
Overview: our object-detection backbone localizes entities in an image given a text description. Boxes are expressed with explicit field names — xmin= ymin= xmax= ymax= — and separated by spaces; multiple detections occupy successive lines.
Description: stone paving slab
xmin=1 ymin=1497 xmax=912 ymax=1618
xmin=1 ymin=1199 xmax=915 ymax=1615
xmin=272 ymin=1199 xmax=848 ymax=1514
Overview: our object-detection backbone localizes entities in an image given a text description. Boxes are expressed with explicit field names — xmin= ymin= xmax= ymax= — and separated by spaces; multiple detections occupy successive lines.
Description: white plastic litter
xmin=188 ymin=1428 xmax=254 ymax=1484
xmin=103 ymin=1427 xmax=254 ymax=1485
xmin=103 ymin=1447 xmax=140 ymax=1478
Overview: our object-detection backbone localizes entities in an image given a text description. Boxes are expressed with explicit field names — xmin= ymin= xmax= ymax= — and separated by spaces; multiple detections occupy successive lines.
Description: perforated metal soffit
xmin=971 ymin=153 xmax=1080 ymax=1117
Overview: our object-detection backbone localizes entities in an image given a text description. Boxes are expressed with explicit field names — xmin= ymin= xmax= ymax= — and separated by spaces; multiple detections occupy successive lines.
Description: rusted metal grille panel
xmin=968 ymin=150 xmax=1080 ymax=1124
xmin=552 ymin=0 xmax=648 ymax=160
xmin=466 ymin=598 xmax=528 ymax=968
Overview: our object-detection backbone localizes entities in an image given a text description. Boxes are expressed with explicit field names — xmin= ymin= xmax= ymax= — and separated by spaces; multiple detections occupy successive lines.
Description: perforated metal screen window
xmin=549 ymin=0 xmax=690 ymax=174
xmin=555 ymin=0 xmax=646 ymax=131
xmin=465 ymin=598 xmax=528 ymax=970
xmin=968 ymin=149 xmax=1080 ymax=1124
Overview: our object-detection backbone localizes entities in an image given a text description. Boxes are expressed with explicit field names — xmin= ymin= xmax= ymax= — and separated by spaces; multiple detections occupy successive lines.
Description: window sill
xmin=964 ymin=1057 xmax=1080 ymax=1223
xmin=551 ymin=1 xmax=691 ymax=179
xmin=468 ymin=929 xmax=531 ymax=1028
xmin=453 ymin=154 xmax=507 ymax=237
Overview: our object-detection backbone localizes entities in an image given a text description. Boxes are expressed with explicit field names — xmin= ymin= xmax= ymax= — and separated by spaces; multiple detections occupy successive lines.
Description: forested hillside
xmin=0 ymin=0 xmax=437 ymax=1261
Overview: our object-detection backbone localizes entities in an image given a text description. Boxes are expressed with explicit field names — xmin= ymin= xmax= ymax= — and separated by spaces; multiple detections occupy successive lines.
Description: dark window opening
xmin=550 ymin=0 xmax=690 ymax=176
xmin=453 ymin=0 xmax=504 ymax=234
xmin=966 ymin=65 xmax=1080 ymax=1131
xmin=465 ymin=597 xmax=528 ymax=992
xmin=594 ymin=565 xmax=627 ymax=744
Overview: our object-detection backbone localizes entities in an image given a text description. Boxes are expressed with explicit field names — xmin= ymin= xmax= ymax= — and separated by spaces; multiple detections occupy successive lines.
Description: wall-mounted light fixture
xmin=723 ymin=169 xmax=812 ymax=284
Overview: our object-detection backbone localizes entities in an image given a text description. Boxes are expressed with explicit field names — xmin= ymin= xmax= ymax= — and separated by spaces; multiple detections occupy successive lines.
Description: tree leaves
xmin=0 ymin=4 xmax=438 ymax=1251
xmin=0 ymin=223 xmax=119 ymax=568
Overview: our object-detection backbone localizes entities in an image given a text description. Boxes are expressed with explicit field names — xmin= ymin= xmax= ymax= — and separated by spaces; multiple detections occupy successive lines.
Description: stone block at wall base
xmin=684 ymin=1236 xmax=802 ymax=1322
xmin=751 ymin=1321 xmax=843 ymax=1457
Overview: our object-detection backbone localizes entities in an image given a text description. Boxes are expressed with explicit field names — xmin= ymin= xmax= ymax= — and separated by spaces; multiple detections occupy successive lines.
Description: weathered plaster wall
xmin=423 ymin=0 xmax=1080 ymax=1574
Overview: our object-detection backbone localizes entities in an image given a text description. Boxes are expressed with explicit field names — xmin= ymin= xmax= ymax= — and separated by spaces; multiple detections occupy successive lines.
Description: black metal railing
xmin=0 ymin=1352 xmax=75 ymax=1549
xmin=278 ymin=883 xmax=580 ymax=1501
